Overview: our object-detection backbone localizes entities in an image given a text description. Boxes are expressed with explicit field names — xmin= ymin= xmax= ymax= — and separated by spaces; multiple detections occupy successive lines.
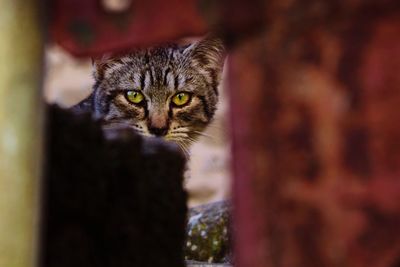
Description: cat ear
xmin=184 ymin=36 xmax=226 ymax=73
xmin=92 ymin=53 xmax=113 ymax=81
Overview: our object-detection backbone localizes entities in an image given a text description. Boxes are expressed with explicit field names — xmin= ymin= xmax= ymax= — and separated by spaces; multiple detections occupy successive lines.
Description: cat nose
xmin=148 ymin=126 xmax=168 ymax=137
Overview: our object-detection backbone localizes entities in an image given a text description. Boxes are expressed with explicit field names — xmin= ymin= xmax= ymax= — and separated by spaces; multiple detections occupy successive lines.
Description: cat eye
xmin=125 ymin=90 xmax=144 ymax=104
xmin=171 ymin=92 xmax=191 ymax=107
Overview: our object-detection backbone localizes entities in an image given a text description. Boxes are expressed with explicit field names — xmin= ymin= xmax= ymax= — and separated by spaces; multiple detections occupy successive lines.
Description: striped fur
xmin=77 ymin=37 xmax=225 ymax=152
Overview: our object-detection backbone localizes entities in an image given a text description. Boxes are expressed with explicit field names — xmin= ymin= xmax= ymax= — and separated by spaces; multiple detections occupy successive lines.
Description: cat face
xmin=91 ymin=38 xmax=225 ymax=150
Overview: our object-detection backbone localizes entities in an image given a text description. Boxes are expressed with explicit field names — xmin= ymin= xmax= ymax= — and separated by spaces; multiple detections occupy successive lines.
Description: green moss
xmin=184 ymin=201 xmax=232 ymax=264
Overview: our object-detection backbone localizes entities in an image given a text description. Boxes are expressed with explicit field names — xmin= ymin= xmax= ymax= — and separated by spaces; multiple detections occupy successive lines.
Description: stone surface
xmin=184 ymin=201 xmax=232 ymax=264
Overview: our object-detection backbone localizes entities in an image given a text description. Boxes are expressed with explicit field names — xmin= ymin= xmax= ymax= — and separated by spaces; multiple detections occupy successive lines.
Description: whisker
xmin=168 ymin=133 xmax=198 ymax=145
xmin=171 ymin=128 xmax=218 ymax=141
xmin=170 ymin=131 xmax=188 ymax=134
xmin=179 ymin=142 xmax=191 ymax=157
xmin=169 ymin=128 xmax=189 ymax=134
xmin=175 ymin=141 xmax=190 ymax=158
xmin=184 ymin=136 xmax=197 ymax=144
xmin=168 ymin=133 xmax=187 ymax=139
xmin=166 ymin=134 xmax=194 ymax=157
xmin=192 ymin=130 xmax=215 ymax=140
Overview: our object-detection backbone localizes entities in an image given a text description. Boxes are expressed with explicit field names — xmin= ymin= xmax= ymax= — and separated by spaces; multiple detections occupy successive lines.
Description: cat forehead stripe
xmin=163 ymin=68 xmax=171 ymax=86
xmin=132 ymin=72 xmax=141 ymax=88
xmin=144 ymin=70 xmax=151 ymax=90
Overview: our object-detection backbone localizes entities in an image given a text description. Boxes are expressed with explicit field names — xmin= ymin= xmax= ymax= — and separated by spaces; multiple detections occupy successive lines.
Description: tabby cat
xmin=74 ymin=37 xmax=225 ymax=152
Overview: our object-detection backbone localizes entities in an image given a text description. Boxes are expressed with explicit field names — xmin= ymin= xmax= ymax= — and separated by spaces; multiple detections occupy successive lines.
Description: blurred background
xmin=43 ymin=44 xmax=231 ymax=207
xmin=3 ymin=0 xmax=400 ymax=266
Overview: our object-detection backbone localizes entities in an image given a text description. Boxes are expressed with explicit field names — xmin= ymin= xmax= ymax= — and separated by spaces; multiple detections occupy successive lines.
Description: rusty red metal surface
xmin=229 ymin=1 xmax=400 ymax=267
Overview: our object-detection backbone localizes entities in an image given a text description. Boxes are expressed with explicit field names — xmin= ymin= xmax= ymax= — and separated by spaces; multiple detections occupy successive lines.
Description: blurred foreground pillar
xmin=0 ymin=1 xmax=44 ymax=267
xmin=229 ymin=2 xmax=400 ymax=267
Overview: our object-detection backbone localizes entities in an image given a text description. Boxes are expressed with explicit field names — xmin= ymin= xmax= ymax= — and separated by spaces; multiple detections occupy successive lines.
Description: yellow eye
xmin=126 ymin=90 xmax=144 ymax=104
xmin=172 ymin=92 xmax=190 ymax=106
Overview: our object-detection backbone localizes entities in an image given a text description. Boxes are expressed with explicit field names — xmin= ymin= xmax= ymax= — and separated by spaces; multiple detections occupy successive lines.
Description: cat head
xmin=91 ymin=37 xmax=225 ymax=149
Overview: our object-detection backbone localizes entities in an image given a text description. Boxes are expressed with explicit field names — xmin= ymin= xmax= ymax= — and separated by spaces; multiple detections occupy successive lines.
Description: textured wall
xmin=229 ymin=1 xmax=400 ymax=267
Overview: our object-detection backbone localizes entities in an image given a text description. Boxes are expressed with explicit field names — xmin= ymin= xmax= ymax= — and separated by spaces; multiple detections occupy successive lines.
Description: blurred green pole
xmin=0 ymin=1 xmax=44 ymax=267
